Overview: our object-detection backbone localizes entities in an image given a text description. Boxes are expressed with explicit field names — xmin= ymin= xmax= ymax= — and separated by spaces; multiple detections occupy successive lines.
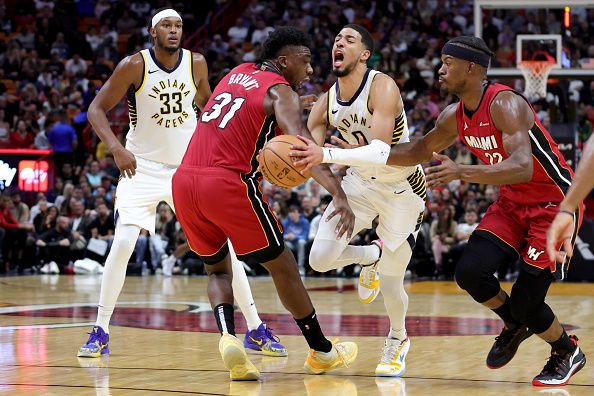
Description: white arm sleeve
xmin=321 ymin=139 xmax=390 ymax=167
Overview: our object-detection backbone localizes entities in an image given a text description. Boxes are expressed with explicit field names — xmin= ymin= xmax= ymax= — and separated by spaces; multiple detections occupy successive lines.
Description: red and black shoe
xmin=532 ymin=335 xmax=586 ymax=387
xmin=486 ymin=326 xmax=533 ymax=369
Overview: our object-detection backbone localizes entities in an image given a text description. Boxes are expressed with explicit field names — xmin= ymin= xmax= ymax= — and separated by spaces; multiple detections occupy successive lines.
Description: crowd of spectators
xmin=1 ymin=1 xmax=594 ymax=278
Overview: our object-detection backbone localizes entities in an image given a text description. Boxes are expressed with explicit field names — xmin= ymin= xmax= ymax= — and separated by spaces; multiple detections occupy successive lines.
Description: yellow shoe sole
xmin=222 ymin=343 xmax=260 ymax=381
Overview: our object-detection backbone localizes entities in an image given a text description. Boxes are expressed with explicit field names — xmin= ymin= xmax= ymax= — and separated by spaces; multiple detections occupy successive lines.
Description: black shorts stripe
xmin=407 ymin=166 xmax=427 ymax=201
xmin=247 ymin=115 xmax=277 ymax=178
xmin=239 ymin=174 xmax=284 ymax=261
xmin=529 ymin=125 xmax=572 ymax=196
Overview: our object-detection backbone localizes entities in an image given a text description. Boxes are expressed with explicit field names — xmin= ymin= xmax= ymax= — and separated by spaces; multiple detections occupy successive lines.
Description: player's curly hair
xmin=260 ymin=27 xmax=311 ymax=60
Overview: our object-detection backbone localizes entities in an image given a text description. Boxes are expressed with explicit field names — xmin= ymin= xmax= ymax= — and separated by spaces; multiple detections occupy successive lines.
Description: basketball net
xmin=518 ymin=61 xmax=557 ymax=99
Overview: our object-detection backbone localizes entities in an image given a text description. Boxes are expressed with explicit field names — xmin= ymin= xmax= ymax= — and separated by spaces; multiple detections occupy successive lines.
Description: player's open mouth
xmin=333 ymin=51 xmax=344 ymax=68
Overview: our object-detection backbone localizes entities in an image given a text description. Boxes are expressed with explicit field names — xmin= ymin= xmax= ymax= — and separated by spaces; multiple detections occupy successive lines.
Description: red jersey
xmin=456 ymin=82 xmax=573 ymax=205
xmin=181 ymin=63 xmax=288 ymax=175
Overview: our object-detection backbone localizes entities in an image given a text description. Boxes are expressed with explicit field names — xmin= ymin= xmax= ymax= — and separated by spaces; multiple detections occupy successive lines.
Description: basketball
xmin=258 ymin=135 xmax=312 ymax=189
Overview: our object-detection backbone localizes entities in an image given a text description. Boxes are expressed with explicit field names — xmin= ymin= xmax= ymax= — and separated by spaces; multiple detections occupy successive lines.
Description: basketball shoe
xmin=375 ymin=337 xmax=410 ymax=377
xmin=358 ymin=239 xmax=382 ymax=304
xmin=375 ymin=377 xmax=407 ymax=396
xmin=486 ymin=325 xmax=532 ymax=368
xmin=219 ymin=333 xmax=260 ymax=381
xmin=243 ymin=322 xmax=288 ymax=357
xmin=532 ymin=335 xmax=586 ymax=387
xmin=77 ymin=326 xmax=110 ymax=358
xmin=303 ymin=339 xmax=358 ymax=375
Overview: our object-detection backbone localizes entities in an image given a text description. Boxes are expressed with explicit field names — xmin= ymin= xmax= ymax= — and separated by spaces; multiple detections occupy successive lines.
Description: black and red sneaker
xmin=486 ymin=326 xmax=533 ymax=369
xmin=532 ymin=335 xmax=586 ymax=387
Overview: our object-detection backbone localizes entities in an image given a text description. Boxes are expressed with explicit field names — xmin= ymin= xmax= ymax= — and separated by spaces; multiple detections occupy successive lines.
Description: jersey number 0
xmin=201 ymin=92 xmax=246 ymax=129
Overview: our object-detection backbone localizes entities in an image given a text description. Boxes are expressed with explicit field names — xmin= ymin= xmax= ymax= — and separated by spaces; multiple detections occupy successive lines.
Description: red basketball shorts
xmin=475 ymin=197 xmax=583 ymax=275
xmin=172 ymin=166 xmax=284 ymax=263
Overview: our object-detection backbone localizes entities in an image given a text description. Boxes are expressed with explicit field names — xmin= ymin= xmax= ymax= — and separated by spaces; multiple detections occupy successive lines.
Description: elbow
xmin=518 ymin=161 xmax=533 ymax=183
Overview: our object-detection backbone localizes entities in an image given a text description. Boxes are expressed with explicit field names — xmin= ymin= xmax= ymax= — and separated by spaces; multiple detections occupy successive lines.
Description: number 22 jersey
xmin=181 ymin=63 xmax=289 ymax=176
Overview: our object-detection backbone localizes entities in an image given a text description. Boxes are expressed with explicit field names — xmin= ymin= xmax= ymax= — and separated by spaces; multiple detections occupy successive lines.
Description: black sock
xmin=295 ymin=310 xmax=332 ymax=353
xmin=214 ymin=303 xmax=235 ymax=336
xmin=492 ymin=295 xmax=520 ymax=329
xmin=549 ymin=330 xmax=574 ymax=356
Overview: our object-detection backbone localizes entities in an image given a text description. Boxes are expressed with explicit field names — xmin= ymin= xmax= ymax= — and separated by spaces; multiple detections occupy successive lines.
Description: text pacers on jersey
xmin=148 ymin=79 xmax=192 ymax=128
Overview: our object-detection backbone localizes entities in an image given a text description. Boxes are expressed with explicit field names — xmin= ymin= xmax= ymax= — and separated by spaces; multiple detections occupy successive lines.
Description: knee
xmin=308 ymin=246 xmax=327 ymax=272
xmin=454 ymin=257 xmax=478 ymax=292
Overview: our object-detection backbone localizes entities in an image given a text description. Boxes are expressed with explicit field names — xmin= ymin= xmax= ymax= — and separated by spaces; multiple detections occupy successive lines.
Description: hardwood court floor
xmin=0 ymin=275 xmax=593 ymax=395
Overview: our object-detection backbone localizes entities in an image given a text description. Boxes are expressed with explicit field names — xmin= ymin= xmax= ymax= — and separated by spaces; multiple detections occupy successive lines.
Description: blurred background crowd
xmin=1 ymin=0 xmax=593 ymax=279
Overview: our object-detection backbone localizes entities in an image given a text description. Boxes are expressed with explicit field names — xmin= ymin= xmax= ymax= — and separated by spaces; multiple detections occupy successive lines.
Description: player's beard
xmin=332 ymin=59 xmax=357 ymax=77
xmin=156 ymin=36 xmax=181 ymax=54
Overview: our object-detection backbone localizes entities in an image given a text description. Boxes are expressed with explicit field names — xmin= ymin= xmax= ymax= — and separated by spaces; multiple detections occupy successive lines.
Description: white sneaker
xmin=49 ymin=261 xmax=60 ymax=274
xmin=162 ymin=255 xmax=176 ymax=277
xmin=375 ymin=337 xmax=410 ymax=377
xmin=40 ymin=263 xmax=50 ymax=274
xmin=358 ymin=240 xmax=382 ymax=304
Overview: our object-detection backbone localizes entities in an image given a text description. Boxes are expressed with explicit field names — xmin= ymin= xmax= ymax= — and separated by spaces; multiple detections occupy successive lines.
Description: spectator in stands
xmin=48 ymin=111 xmax=77 ymax=168
xmin=151 ymin=203 xmax=176 ymax=272
xmin=9 ymin=119 xmax=34 ymax=148
xmin=430 ymin=206 xmax=457 ymax=275
xmin=69 ymin=199 xmax=92 ymax=261
xmin=115 ymin=10 xmax=138 ymax=35
xmin=85 ymin=26 xmax=102 ymax=52
xmin=10 ymin=192 xmax=29 ymax=224
xmin=210 ymin=34 xmax=229 ymax=56
xmin=282 ymin=205 xmax=310 ymax=275
xmin=34 ymin=204 xmax=58 ymax=235
xmin=51 ymin=33 xmax=69 ymax=60
xmin=86 ymin=160 xmax=104 ymax=189
xmin=36 ymin=215 xmax=71 ymax=274
xmin=65 ymin=53 xmax=88 ymax=78
xmin=86 ymin=202 xmax=113 ymax=242
xmin=0 ymin=108 xmax=10 ymax=147
xmin=1 ymin=195 xmax=33 ymax=272
xmin=227 ymin=18 xmax=248 ymax=45
xmin=251 ymin=19 xmax=273 ymax=44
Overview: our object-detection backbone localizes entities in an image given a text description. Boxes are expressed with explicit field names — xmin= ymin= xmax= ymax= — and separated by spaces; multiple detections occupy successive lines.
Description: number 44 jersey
xmin=181 ymin=63 xmax=289 ymax=176
xmin=126 ymin=48 xmax=197 ymax=166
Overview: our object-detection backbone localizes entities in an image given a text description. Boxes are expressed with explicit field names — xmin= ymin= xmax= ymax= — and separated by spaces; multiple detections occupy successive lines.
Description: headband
xmin=151 ymin=9 xmax=182 ymax=28
xmin=442 ymin=42 xmax=491 ymax=68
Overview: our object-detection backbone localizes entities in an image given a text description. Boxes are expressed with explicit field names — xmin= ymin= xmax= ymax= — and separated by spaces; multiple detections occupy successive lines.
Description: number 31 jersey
xmin=181 ymin=63 xmax=289 ymax=176
xmin=126 ymin=48 xmax=197 ymax=166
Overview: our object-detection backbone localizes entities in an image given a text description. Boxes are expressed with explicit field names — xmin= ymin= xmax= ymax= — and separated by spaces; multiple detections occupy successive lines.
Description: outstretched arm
xmin=425 ymin=91 xmax=533 ymax=187
xmin=88 ymin=54 xmax=143 ymax=178
xmin=265 ymin=85 xmax=355 ymax=239
xmin=546 ymin=133 xmax=594 ymax=261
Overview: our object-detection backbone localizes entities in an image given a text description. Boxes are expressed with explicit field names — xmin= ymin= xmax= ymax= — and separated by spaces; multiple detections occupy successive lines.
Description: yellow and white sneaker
xmin=375 ymin=337 xmax=410 ymax=377
xmin=375 ymin=377 xmax=406 ymax=396
xmin=358 ymin=240 xmax=382 ymax=304
xmin=219 ymin=333 xmax=260 ymax=381
xmin=304 ymin=339 xmax=358 ymax=375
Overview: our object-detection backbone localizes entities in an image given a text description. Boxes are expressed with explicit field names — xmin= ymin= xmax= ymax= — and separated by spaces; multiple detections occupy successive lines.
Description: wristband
xmin=558 ymin=209 xmax=574 ymax=217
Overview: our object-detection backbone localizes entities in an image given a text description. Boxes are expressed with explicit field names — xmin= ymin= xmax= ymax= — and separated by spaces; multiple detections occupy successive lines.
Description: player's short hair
xmin=260 ymin=27 xmax=311 ymax=60
xmin=447 ymin=36 xmax=494 ymax=57
xmin=343 ymin=24 xmax=374 ymax=52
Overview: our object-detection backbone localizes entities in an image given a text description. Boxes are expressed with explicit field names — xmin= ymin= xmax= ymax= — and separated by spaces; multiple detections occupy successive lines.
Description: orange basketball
xmin=258 ymin=135 xmax=312 ymax=189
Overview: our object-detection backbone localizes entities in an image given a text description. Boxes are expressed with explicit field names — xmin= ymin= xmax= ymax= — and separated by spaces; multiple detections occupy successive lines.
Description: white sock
xmin=95 ymin=221 xmax=141 ymax=333
xmin=381 ymin=273 xmax=408 ymax=341
xmin=229 ymin=241 xmax=262 ymax=331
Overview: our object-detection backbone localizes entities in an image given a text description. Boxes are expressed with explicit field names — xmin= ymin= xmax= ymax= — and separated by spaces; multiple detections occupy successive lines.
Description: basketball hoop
xmin=518 ymin=60 xmax=557 ymax=99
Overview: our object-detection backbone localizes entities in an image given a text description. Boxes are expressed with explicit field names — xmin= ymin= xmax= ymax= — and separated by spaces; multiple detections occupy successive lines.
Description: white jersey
xmin=327 ymin=69 xmax=419 ymax=183
xmin=126 ymin=48 xmax=197 ymax=166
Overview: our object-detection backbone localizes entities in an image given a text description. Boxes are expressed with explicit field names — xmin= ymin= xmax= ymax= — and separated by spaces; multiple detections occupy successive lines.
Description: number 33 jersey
xmin=181 ymin=62 xmax=289 ymax=176
xmin=327 ymin=69 xmax=417 ymax=182
xmin=126 ymin=48 xmax=197 ymax=166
